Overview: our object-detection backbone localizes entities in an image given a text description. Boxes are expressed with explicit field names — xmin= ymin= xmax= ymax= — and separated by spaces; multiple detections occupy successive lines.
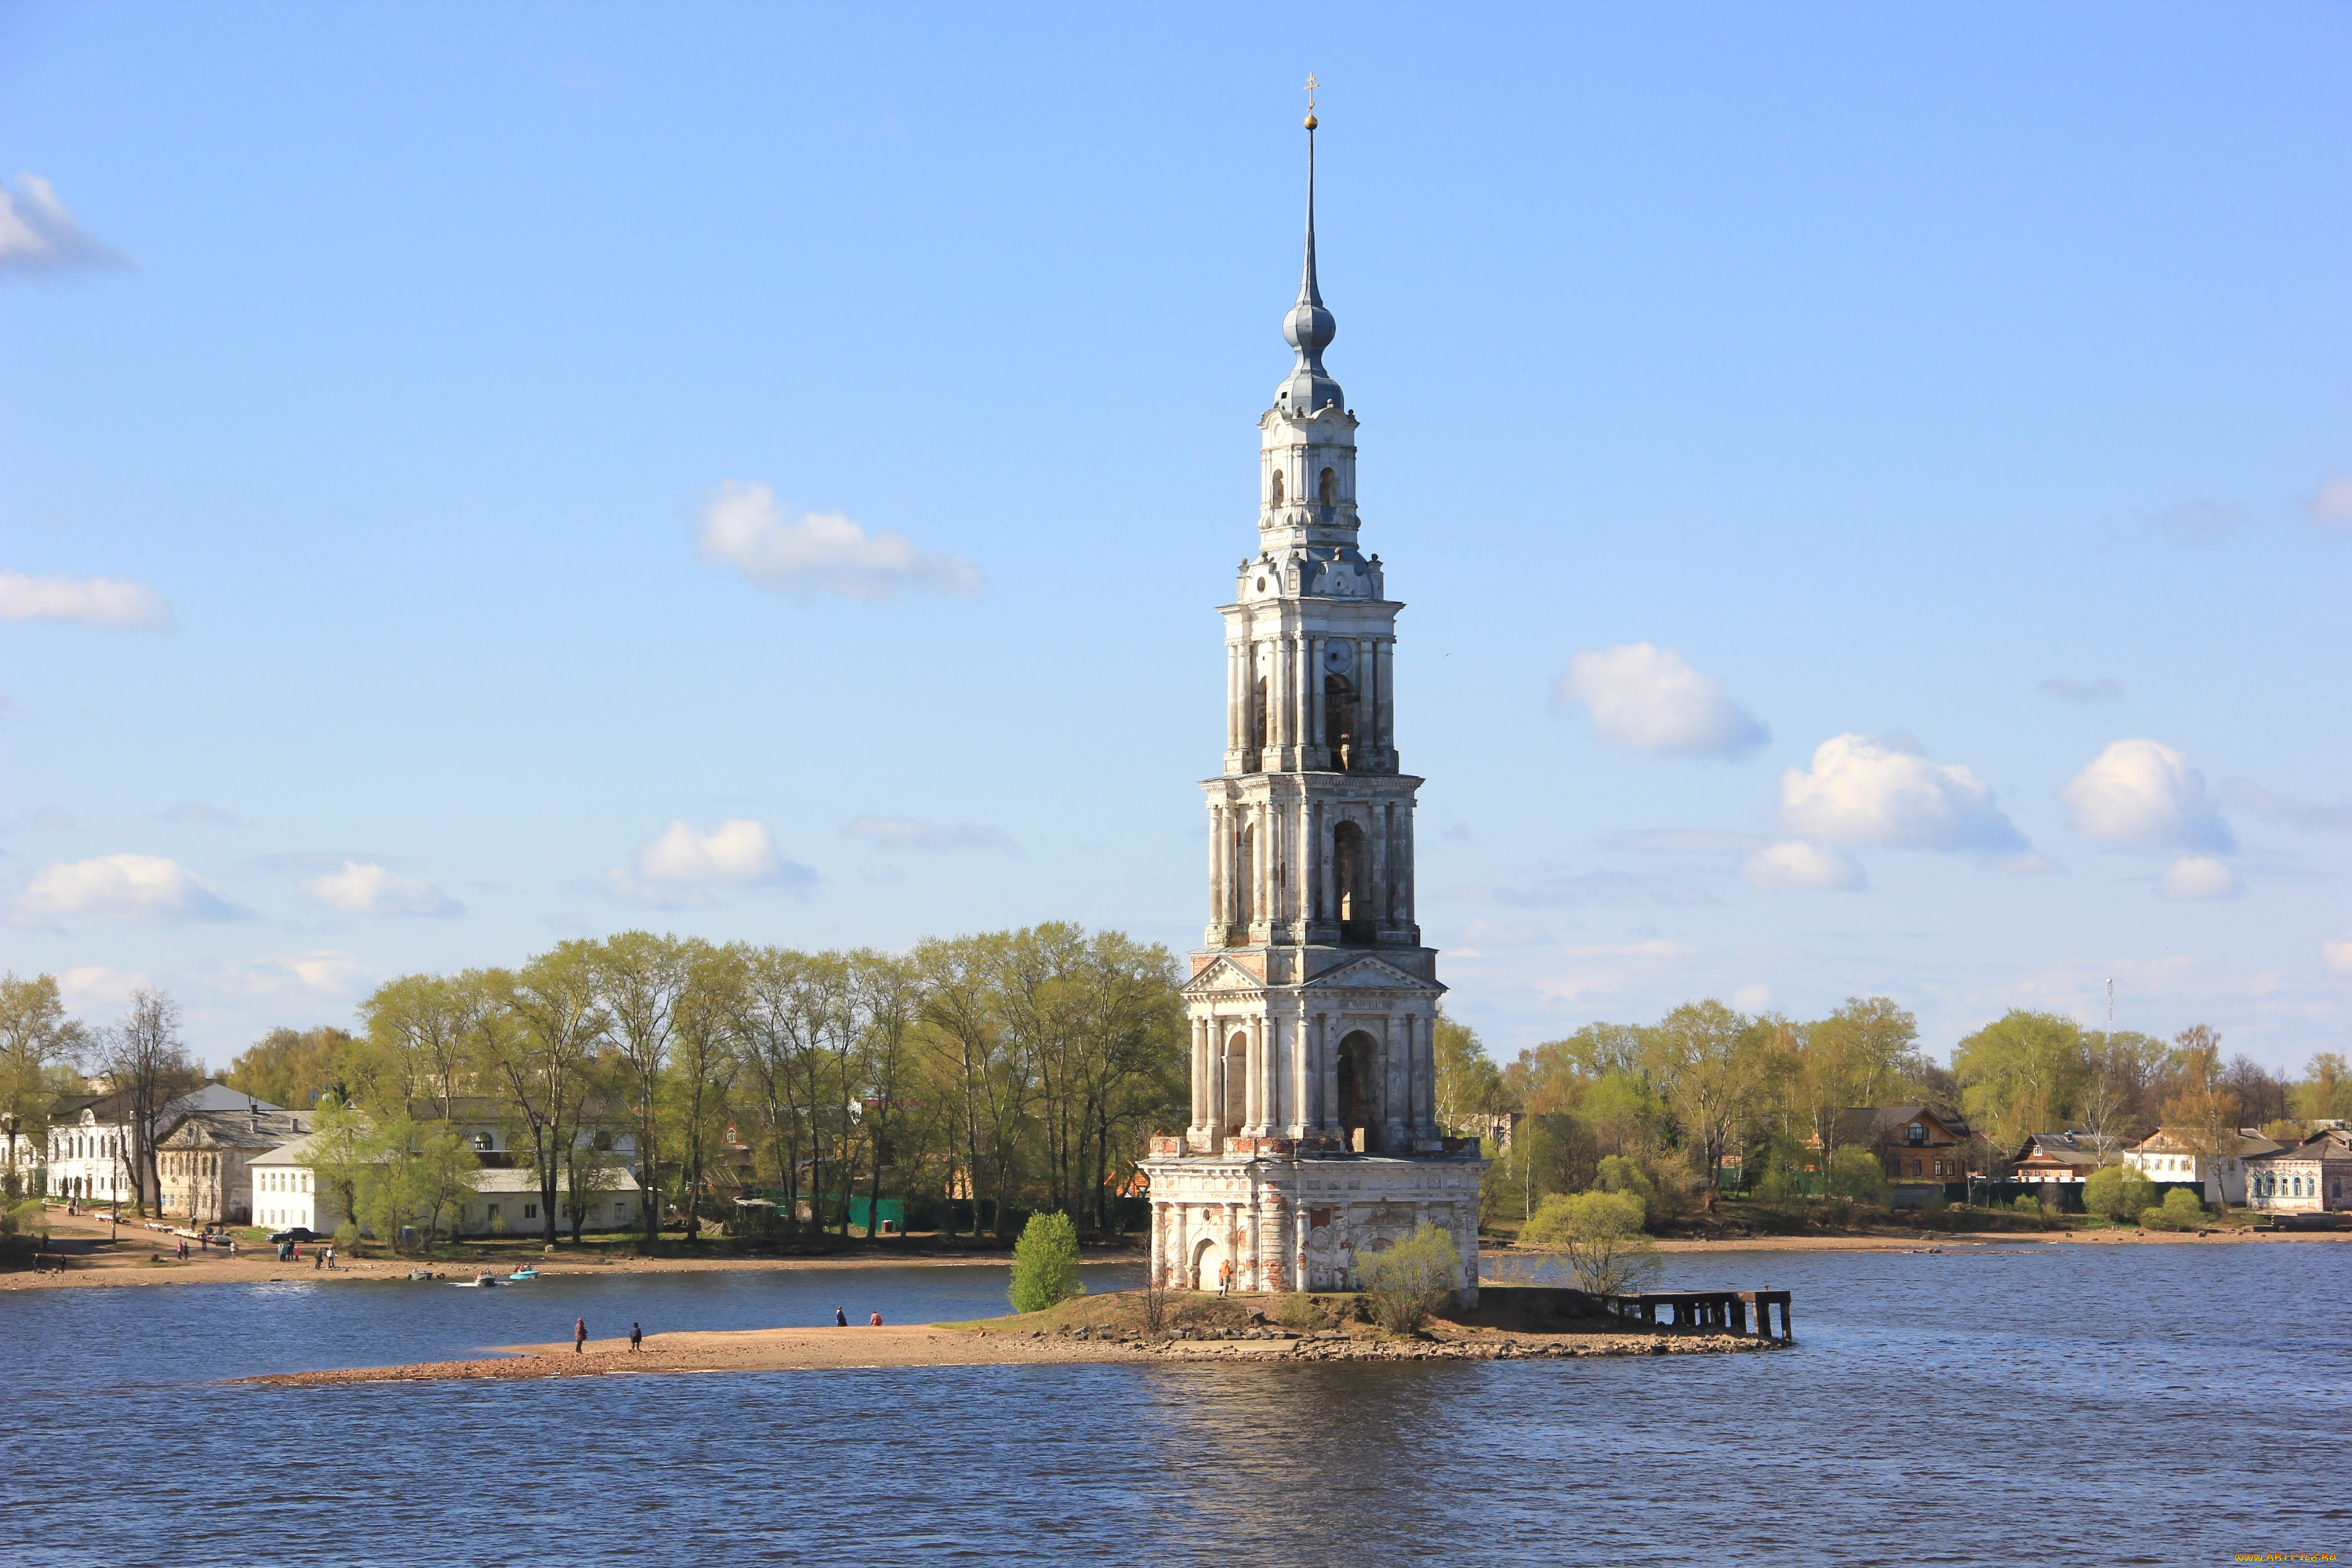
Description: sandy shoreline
xmin=10 ymin=1210 xmax=2342 ymax=1291
xmin=236 ymin=1319 xmax=1783 ymax=1387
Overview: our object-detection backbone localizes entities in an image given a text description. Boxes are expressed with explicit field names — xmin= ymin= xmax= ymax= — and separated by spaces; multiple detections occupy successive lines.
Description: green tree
xmin=1952 ymin=1011 xmax=2089 ymax=1160
xmin=1356 ymin=1223 xmax=1463 ymax=1334
xmin=1433 ymin=1009 xmax=1502 ymax=1136
xmin=1009 ymin=1210 xmax=1084 ymax=1312
xmin=2139 ymin=1187 xmax=2206 ymax=1232
xmin=2083 ymin=1161 xmax=2157 ymax=1221
xmin=1 ymin=973 xmax=92 ymax=1171
xmin=301 ymin=1094 xmax=372 ymax=1236
xmin=2292 ymin=1052 xmax=2352 ymax=1122
xmin=1802 ymin=996 xmax=1919 ymax=1167
xmin=225 ymin=1025 xmax=356 ymax=1112
xmin=358 ymin=975 xmax=471 ymax=1118
xmin=592 ymin=931 xmax=693 ymax=1250
xmin=488 ymin=948 xmax=608 ymax=1246
xmin=1824 ymin=1145 xmax=1890 ymax=1204
xmin=1646 ymin=1000 xmax=1766 ymax=1214
xmin=1523 ymin=1191 xmax=1661 ymax=1297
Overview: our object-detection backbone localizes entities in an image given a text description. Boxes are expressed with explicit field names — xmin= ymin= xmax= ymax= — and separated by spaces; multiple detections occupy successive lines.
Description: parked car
xmin=268 ymin=1227 xmax=322 ymax=1244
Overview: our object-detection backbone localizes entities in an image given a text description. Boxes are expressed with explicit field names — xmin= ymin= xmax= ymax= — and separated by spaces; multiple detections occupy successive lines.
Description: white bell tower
xmin=1141 ymin=89 xmax=1486 ymax=1301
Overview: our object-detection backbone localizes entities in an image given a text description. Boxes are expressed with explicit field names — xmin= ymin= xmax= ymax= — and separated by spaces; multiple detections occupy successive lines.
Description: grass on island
xmin=939 ymin=1284 xmax=1712 ymax=1343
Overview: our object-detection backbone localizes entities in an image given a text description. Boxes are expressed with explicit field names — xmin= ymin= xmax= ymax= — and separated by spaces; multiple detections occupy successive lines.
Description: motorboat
xmin=452 ymin=1272 xmax=502 ymax=1288
xmin=506 ymin=1267 xmax=540 ymax=1282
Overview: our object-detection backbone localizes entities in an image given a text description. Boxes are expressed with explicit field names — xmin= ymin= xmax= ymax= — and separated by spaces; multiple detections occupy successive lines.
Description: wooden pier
xmin=1602 ymin=1289 xmax=1793 ymax=1342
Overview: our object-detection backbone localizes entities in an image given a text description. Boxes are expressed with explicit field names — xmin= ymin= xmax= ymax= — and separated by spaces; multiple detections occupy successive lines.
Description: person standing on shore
xmin=575 ymin=1317 xmax=587 ymax=1354
xmin=630 ymin=1322 xmax=642 ymax=1353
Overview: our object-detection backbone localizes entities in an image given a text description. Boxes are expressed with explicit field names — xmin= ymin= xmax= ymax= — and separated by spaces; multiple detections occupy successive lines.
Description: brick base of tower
xmin=1139 ymin=1142 xmax=1486 ymax=1305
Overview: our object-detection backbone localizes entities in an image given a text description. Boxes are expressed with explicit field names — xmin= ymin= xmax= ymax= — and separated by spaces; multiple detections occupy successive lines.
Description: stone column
xmin=1382 ymin=1014 xmax=1408 ymax=1151
xmin=1392 ymin=804 xmax=1411 ymax=926
xmin=1298 ymin=1011 xmax=1317 ymax=1133
xmin=1243 ymin=1017 xmax=1261 ymax=1134
xmin=1303 ymin=635 xmax=1322 ymax=763
xmin=1190 ymin=1018 xmax=1210 ymax=1138
xmin=1377 ymin=638 xmax=1396 ymax=757
xmin=1370 ymin=802 xmax=1389 ymax=935
xmin=1319 ymin=1014 xmax=1338 ymax=1138
xmin=1246 ymin=1189 xmax=1264 ymax=1291
xmin=1225 ymin=640 xmax=1240 ymax=753
xmin=1172 ymin=1202 xmax=1192 ymax=1289
xmin=1210 ymin=1026 xmax=1229 ymax=1145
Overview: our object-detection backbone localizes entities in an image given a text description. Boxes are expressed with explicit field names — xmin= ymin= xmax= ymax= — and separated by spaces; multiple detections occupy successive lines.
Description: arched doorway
xmin=1334 ymin=820 xmax=1370 ymax=944
xmin=1335 ymin=1030 xmax=1381 ymax=1152
xmin=1190 ymin=1233 xmax=1225 ymax=1292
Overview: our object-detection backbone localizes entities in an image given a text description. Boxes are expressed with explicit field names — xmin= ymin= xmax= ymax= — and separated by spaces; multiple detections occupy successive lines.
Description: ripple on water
xmin=5 ymin=1247 xmax=2347 ymax=1564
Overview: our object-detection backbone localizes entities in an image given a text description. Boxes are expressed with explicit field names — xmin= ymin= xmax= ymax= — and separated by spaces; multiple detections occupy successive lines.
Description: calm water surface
xmin=5 ymin=1244 xmax=2345 ymax=1566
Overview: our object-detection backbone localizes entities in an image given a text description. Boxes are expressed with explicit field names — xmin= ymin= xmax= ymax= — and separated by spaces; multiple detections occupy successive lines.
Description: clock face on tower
xmin=1323 ymin=641 xmax=1353 ymax=675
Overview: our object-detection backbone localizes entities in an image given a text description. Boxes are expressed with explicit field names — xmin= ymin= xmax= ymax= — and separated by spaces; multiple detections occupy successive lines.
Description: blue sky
xmin=4 ymin=2 xmax=2347 ymax=1073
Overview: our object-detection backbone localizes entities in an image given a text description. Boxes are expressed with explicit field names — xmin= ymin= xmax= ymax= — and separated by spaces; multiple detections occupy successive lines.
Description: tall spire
xmin=1276 ymin=76 xmax=1342 ymax=417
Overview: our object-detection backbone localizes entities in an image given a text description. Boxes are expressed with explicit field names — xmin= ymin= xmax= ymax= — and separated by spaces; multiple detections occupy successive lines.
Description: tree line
xmin=211 ymin=924 xmax=1187 ymax=1247
xmin=1433 ymin=996 xmax=2352 ymax=1224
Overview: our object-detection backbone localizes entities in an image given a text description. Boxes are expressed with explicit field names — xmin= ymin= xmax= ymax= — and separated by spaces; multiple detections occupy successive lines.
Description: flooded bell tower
xmin=1139 ymin=86 xmax=1489 ymax=1302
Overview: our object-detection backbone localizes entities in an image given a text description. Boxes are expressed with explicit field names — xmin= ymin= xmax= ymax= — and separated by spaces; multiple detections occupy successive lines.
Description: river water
xmin=4 ymin=1241 xmax=2344 ymax=1565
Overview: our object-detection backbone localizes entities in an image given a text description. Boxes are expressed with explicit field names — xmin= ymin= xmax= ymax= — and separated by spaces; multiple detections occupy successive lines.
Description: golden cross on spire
xmin=1303 ymin=73 xmax=1319 ymax=129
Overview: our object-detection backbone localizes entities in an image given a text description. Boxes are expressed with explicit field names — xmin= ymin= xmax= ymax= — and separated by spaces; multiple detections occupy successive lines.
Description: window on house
xmin=1906 ymin=1123 xmax=1925 ymax=1145
xmin=524 ymin=1203 xmax=538 ymax=1220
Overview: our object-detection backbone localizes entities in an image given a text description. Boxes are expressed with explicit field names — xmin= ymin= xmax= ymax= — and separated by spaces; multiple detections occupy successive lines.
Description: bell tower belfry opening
xmin=1139 ymin=86 xmax=1487 ymax=1305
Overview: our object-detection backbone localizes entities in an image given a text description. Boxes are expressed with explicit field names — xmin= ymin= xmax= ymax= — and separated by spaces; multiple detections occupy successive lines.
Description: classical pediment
xmin=1301 ymin=956 xmax=1445 ymax=995
xmin=1182 ymin=957 xmax=1266 ymax=996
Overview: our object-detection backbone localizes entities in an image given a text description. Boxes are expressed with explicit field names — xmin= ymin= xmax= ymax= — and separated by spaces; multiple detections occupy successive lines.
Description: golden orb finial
xmin=1303 ymin=73 xmax=1318 ymax=130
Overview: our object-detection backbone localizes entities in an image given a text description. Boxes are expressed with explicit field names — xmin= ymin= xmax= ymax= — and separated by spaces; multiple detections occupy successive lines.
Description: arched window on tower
xmin=1324 ymin=674 xmax=1356 ymax=771
xmin=1269 ymin=470 xmax=1284 ymax=506
xmin=1334 ymin=819 xmax=1370 ymax=944
xmin=1319 ymin=466 xmax=1338 ymax=506
xmin=1252 ymin=675 xmax=1269 ymax=753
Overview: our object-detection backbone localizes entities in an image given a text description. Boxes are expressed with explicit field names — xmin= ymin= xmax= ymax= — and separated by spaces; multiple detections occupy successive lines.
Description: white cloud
xmin=0 ymin=570 xmax=172 ymax=629
xmin=300 ymin=860 xmax=463 ymax=918
xmin=1777 ymin=734 xmax=2028 ymax=855
xmin=1732 ymin=984 xmax=1773 ymax=1011
xmin=605 ymin=818 xmax=815 ymax=905
xmin=0 ymin=172 xmax=131 ymax=276
xmin=220 ymin=950 xmax=370 ymax=998
xmin=2307 ymin=472 xmax=2352 ymax=531
xmin=1740 ymin=838 xmax=1867 ymax=892
xmin=844 ymin=815 xmax=1012 ymax=852
xmin=1552 ymin=643 xmax=1769 ymax=760
xmin=2156 ymin=856 xmax=2243 ymax=901
xmin=58 ymin=965 xmax=151 ymax=1013
xmin=695 ymin=482 xmax=982 ymax=602
xmin=2041 ymin=676 xmax=2124 ymax=704
xmin=2324 ymin=936 xmax=2352 ymax=975
xmin=16 ymin=853 xmax=246 ymax=923
xmin=2061 ymin=739 xmax=2234 ymax=853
